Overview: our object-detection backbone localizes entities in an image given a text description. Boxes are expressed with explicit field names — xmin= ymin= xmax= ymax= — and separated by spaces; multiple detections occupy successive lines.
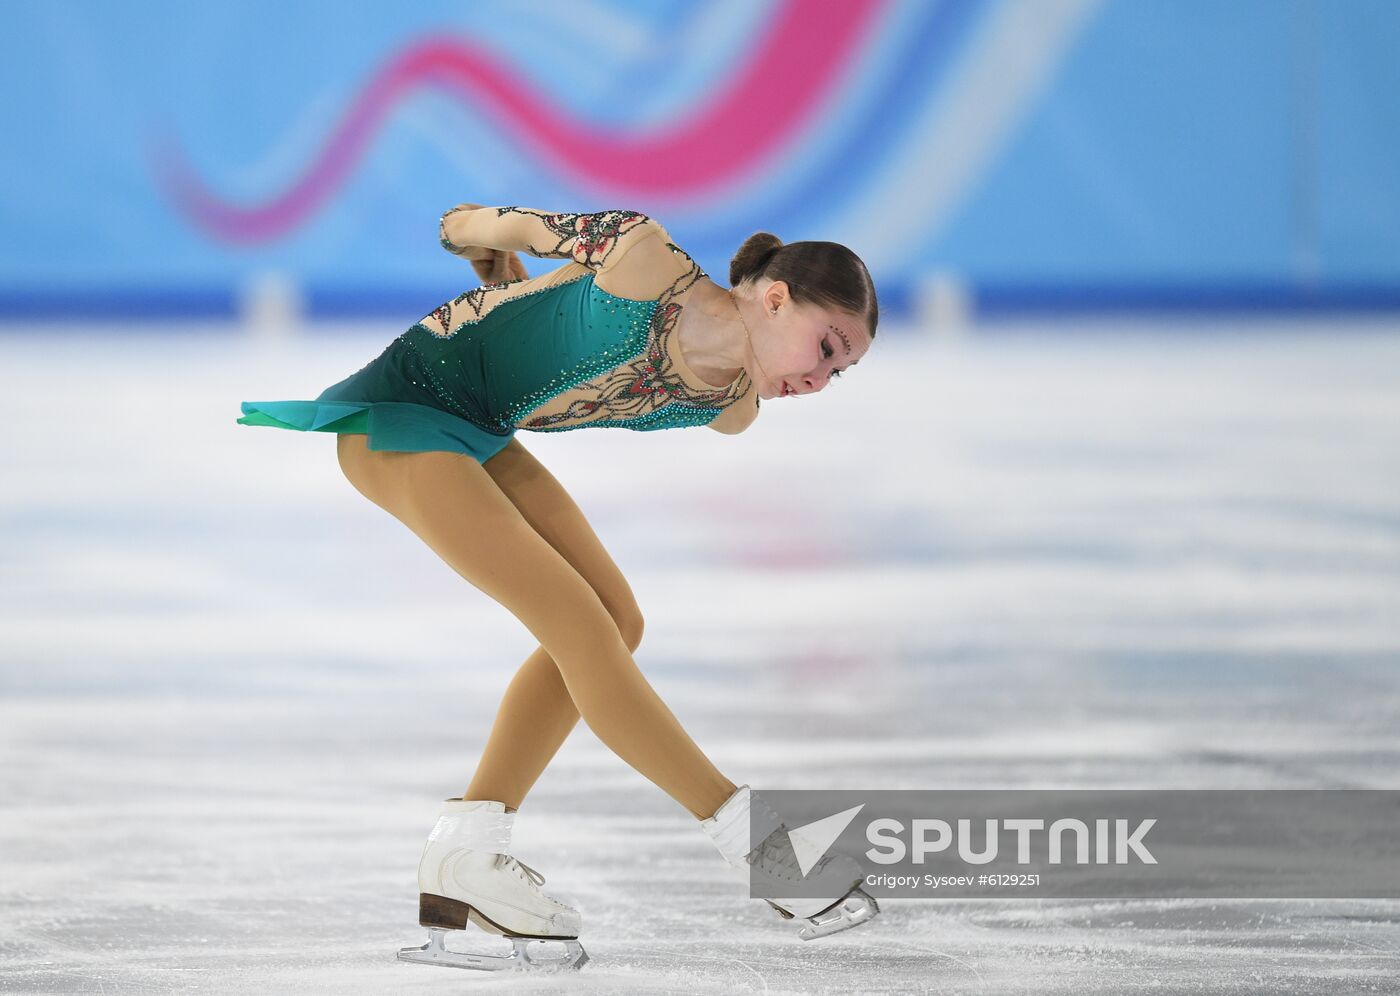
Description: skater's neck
xmin=675 ymin=277 xmax=754 ymax=390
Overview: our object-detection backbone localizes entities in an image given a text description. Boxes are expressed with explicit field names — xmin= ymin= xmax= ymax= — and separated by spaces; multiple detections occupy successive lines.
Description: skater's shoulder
xmin=707 ymin=387 xmax=760 ymax=435
xmin=592 ymin=217 xmax=699 ymax=303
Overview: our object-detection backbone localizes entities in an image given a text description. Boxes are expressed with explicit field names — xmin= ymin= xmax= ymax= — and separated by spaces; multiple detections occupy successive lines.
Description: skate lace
xmin=492 ymin=852 xmax=570 ymax=911
xmin=493 ymin=852 xmax=547 ymax=887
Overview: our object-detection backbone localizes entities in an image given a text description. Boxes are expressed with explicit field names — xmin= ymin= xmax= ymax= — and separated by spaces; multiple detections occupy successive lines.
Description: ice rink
xmin=2 ymin=321 xmax=1398 ymax=994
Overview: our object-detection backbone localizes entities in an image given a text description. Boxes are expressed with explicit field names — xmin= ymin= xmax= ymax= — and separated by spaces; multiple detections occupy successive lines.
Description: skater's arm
xmin=440 ymin=205 xmax=666 ymax=280
xmin=432 ymin=203 xmax=530 ymax=285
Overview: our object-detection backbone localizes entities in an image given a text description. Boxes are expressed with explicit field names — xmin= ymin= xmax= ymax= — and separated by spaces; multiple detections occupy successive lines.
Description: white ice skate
xmin=397 ymin=799 xmax=587 ymax=972
xmin=701 ymin=785 xmax=879 ymax=940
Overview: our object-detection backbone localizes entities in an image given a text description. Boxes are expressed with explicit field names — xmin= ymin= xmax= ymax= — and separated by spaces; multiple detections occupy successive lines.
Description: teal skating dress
xmin=237 ymin=206 xmax=760 ymax=462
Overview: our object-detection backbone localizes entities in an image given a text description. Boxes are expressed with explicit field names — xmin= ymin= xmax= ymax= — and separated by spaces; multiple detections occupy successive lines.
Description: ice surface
xmin=1 ymin=320 xmax=1398 ymax=993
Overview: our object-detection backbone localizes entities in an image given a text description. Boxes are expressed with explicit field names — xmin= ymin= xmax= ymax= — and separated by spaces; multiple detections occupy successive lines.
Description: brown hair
xmin=729 ymin=232 xmax=878 ymax=338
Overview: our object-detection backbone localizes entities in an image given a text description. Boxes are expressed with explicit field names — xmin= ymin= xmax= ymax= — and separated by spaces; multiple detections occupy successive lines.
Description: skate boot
xmin=397 ymin=799 xmax=587 ymax=972
xmin=701 ymin=784 xmax=879 ymax=940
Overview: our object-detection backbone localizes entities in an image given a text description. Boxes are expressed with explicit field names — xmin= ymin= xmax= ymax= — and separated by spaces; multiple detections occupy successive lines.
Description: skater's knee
xmin=612 ymin=605 xmax=644 ymax=653
xmin=531 ymin=580 xmax=632 ymax=661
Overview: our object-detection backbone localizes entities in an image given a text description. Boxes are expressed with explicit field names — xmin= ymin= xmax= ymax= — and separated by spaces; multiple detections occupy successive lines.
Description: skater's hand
xmin=471 ymin=249 xmax=530 ymax=286
xmin=441 ymin=203 xmax=529 ymax=285
xmin=441 ymin=202 xmax=496 ymax=264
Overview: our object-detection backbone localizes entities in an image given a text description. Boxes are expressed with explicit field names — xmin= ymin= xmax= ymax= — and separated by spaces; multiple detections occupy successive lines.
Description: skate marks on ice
xmin=3 ymin=697 xmax=1394 ymax=994
xmin=1 ymin=325 xmax=1400 ymax=992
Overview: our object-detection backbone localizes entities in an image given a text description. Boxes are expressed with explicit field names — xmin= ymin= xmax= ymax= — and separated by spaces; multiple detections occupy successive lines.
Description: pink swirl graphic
xmin=154 ymin=0 xmax=884 ymax=243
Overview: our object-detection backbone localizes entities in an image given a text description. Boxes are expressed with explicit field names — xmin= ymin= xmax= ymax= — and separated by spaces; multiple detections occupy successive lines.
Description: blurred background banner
xmin=3 ymin=0 xmax=1399 ymax=320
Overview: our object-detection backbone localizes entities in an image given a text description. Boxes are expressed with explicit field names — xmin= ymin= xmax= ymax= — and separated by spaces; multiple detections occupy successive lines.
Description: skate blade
xmin=397 ymin=927 xmax=589 ymax=972
xmin=797 ymin=888 xmax=880 ymax=941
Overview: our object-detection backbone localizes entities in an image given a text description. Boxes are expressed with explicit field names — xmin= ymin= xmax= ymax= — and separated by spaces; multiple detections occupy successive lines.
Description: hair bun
xmin=729 ymin=232 xmax=784 ymax=287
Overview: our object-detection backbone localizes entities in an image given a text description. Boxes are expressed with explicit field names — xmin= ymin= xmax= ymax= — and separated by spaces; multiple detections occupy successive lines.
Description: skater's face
xmin=749 ymin=280 xmax=872 ymax=401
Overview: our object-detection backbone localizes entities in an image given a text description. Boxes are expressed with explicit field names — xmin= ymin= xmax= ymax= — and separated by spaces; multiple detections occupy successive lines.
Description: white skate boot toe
xmin=399 ymin=799 xmax=587 ymax=972
xmin=701 ymin=785 xmax=881 ymax=941
xmin=439 ymin=851 xmax=581 ymax=938
xmin=403 ymin=854 xmax=587 ymax=971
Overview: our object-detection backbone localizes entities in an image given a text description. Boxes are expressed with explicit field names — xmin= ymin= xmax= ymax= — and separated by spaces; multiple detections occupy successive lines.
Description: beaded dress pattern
xmin=408 ymin=206 xmax=756 ymax=435
xmin=237 ymin=205 xmax=759 ymax=460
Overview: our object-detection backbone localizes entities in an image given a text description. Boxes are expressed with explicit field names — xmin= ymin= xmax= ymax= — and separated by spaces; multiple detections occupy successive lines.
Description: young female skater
xmin=237 ymin=204 xmax=879 ymax=971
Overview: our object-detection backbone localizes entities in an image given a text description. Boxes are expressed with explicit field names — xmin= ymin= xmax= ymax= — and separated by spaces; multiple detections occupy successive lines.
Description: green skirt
xmin=237 ymin=338 xmax=515 ymax=463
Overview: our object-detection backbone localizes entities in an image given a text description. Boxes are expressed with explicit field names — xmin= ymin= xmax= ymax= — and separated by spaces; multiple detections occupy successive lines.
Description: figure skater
xmin=237 ymin=204 xmax=880 ymax=971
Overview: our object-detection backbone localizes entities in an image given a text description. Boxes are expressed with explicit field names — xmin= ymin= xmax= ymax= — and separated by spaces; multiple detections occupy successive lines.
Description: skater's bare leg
xmin=464 ymin=646 xmax=579 ymax=809
xmin=336 ymin=433 xmax=735 ymax=819
xmin=464 ymin=439 xmax=646 ymax=809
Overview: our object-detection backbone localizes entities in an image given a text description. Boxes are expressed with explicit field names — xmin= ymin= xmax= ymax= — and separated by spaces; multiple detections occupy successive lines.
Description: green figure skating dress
xmin=237 ymin=206 xmax=761 ymax=462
